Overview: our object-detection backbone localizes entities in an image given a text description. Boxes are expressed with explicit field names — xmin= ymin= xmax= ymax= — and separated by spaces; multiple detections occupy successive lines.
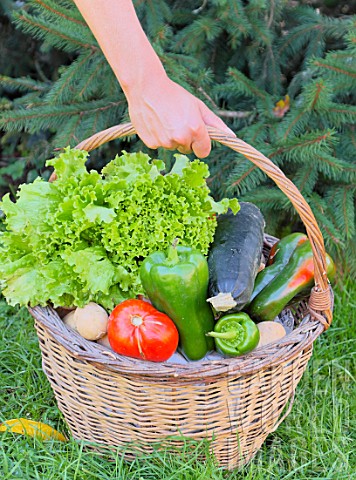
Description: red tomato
xmin=107 ymin=299 xmax=179 ymax=362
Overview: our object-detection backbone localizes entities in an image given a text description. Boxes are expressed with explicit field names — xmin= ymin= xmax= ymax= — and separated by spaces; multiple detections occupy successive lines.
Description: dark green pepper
xmin=140 ymin=243 xmax=214 ymax=361
xmin=247 ymin=240 xmax=336 ymax=322
xmin=206 ymin=313 xmax=260 ymax=357
xmin=248 ymin=233 xmax=308 ymax=304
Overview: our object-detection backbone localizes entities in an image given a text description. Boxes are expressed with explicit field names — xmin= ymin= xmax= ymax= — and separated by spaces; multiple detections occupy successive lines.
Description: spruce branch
xmin=320 ymin=105 xmax=356 ymax=129
xmin=33 ymin=0 xmax=87 ymax=26
xmin=267 ymin=0 xmax=275 ymax=29
xmin=230 ymin=165 xmax=258 ymax=188
xmin=218 ymin=0 xmax=252 ymax=39
xmin=0 ymin=99 xmax=125 ymax=133
xmin=226 ymin=159 xmax=268 ymax=196
xmin=278 ymin=80 xmax=335 ymax=140
xmin=314 ymin=154 xmax=356 ymax=181
xmin=305 ymin=29 xmax=325 ymax=61
xmin=142 ymin=0 xmax=172 ymax=37
xmin=0 ymin=76 xmax=49 ymax=93
xmin=193 ymin=0 xmax=208 ymax=15
xmin=271 ymin=130 xmax=336 ymax=160
xmin=77 ymin=58 xmax=108 ymax=101
xmin=311 ymin=59 xmax=356 ymax=80
xmin=197 ymin=87 xmax=252 ymax=119
xmin=308 ymin=193 xmax=345 ymax=244
xmin=13 ymin=11 xmax=98 ymax=53
xmin=46 ymin=52 xmax=94 ymax=104
xmin=13 ymin=92 xmax=48 ymax=109
xmin=262 ymin=45 xmax=283 ymax=95
xmin=292 ymin=166 xmax=318 ymax=195
xmin=34 ymin=58 xmax=51 ymax=83
xmin=325 ymin=185 xmax=356 ymax=239
xmin=249 ymin=17 xmax=272 ymax=47
xmin=225 ymin=68 xmax=273 ymax=110
xmin=174 ymin=16 xmax=223 ymax=53
xmin=45 ymin=51 xmax=105 ymax=105
xmin=206 ymin=162 xmax=233 ymax=187
xmin=278 ymin=23 xmax=323 ymax=58
xmin=241 ymin=188 xmax=291 ymax=212
xmin=328 ymin=51 xmax=356 ymax=61
xmin=52 ymin=112 xmax=85 ymax=147
xmin=280 ymin=110 xmax=310 ymax=140
xmin=304 ymin=79 xmax=330 ymax=111
xmin=215 ymin=110 xmax=252 ymax=119
xmin=238 ymin=122 xmax=269 ymax=145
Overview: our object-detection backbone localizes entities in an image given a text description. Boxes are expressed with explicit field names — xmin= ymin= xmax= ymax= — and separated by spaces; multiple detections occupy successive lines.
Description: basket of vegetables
xmin=0 ymin=123 xmax=334 ymax=470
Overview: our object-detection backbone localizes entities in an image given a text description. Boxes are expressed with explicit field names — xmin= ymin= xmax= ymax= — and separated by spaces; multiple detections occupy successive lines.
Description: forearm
xmin=73 ymin=0 xmax=234 ymax=157
xmin=72 ymin=0 xmax=166 ymax=94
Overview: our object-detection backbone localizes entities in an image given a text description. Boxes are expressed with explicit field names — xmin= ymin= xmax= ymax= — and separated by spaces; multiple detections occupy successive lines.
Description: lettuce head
xmin=0 ymin=148 xmax=239 ymax=309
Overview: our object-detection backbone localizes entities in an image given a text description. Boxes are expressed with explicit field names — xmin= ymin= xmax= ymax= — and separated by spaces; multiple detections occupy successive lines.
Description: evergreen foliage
xmin=0 ymin=0 xmax=71 ymax=192
xmin=0 ymin=0 xmax=355 ymax=273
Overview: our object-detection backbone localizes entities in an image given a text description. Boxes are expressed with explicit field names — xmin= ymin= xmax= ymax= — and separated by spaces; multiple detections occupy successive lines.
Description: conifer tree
xmin=0 ymin=0 xmax=355 ymax=273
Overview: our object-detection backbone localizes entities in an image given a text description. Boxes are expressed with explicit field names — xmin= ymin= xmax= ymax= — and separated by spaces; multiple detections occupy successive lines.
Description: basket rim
xmin=29 ymin=298 xmax=326 ymax=382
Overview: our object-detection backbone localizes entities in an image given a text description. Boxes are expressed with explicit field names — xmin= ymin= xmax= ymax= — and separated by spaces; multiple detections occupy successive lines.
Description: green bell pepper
xmin=139 ymin=243 xmax=215 ymax=361
xmin=206 ymin=313 xmax=260 ymax=357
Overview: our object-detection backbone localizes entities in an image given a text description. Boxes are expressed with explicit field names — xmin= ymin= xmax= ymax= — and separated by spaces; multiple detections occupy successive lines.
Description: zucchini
xmin=207 ymin=202 xmax=265 ymax=313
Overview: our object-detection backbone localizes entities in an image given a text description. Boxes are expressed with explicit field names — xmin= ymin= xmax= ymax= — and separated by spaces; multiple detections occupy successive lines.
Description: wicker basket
xmin=28 ymin=123 xmax=333 ymax=470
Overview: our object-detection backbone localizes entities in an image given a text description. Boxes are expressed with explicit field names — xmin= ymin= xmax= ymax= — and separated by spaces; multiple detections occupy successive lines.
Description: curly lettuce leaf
xmin=46 ymin=147 xmax=89 ymax=181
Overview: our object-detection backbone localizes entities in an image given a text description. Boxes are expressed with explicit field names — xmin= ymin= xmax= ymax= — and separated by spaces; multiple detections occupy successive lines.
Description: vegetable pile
xmin=0 ymin=148 xmax=336 ymax=364
xmin=0 ymin=148 xmax=238 ymax=309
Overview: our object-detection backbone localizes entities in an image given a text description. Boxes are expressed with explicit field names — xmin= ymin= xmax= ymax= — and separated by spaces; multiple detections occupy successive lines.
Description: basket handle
xmin=54 ymin=122 xmax=332 ymax=329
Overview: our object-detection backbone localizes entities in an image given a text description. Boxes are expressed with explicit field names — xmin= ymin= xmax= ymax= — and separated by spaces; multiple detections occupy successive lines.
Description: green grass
xmin=0 ymin=280 xmax=355 ymax=479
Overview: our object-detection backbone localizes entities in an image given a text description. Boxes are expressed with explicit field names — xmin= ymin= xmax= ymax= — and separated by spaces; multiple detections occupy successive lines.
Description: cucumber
xmin=207 ymin=202 xmax=265 ymax=313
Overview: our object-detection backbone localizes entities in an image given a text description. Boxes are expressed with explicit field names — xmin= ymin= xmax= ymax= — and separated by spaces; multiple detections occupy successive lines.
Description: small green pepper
xmin=206 ymin=313 xmax=260 ymax=357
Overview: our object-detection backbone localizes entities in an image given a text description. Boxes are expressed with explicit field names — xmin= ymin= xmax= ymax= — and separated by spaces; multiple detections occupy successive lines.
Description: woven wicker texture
xmin=30 ymin=124 xmax=334 ymax=470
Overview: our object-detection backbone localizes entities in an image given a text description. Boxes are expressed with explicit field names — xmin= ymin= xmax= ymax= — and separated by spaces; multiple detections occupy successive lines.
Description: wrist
xmin=121 ymin=61 xmax=168 ymax=100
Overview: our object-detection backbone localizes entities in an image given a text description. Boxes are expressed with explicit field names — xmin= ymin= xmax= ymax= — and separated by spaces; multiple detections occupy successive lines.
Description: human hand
xmin=125 ymin=74 xmax=235 ymax=158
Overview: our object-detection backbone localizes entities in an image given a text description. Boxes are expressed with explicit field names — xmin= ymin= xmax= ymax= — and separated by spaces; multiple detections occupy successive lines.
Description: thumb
xmin=199 ymin=102 xmax=236 ymax=137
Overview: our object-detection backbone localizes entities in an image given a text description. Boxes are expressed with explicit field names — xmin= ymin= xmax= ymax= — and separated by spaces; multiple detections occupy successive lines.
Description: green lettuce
xmin=0 ymin=148 xmax=239 ymax=309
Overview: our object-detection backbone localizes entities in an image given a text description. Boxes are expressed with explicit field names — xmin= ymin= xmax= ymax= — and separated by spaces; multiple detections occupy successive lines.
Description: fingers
xmin=191 ymin=126 xmax=211 ymax=158
xmin=138 ymin=126 xmax=211 ymax=158
xmin=129 ymin=96 xmax=235 ymax=158
xmin=136 ymin=131 xmax=173 ymax=151
xmin=177 ymin=145 xmax=193 ymax=155
xmin=199 ymin=102 xmax=236 ymax=137
xmin=172 ymin=127 xmax=210 ymax=158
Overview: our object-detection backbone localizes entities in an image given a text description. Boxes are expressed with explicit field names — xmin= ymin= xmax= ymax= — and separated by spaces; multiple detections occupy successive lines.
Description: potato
xmin=257 ymin=321 xmax=286 ymax=348
xmin=97 ymin=334 xmax=112 ymax=349
xmin=63 ymin=310 xmax=78 ymax=332
xmin=74 ymin=302 xmax=108 ymax=340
